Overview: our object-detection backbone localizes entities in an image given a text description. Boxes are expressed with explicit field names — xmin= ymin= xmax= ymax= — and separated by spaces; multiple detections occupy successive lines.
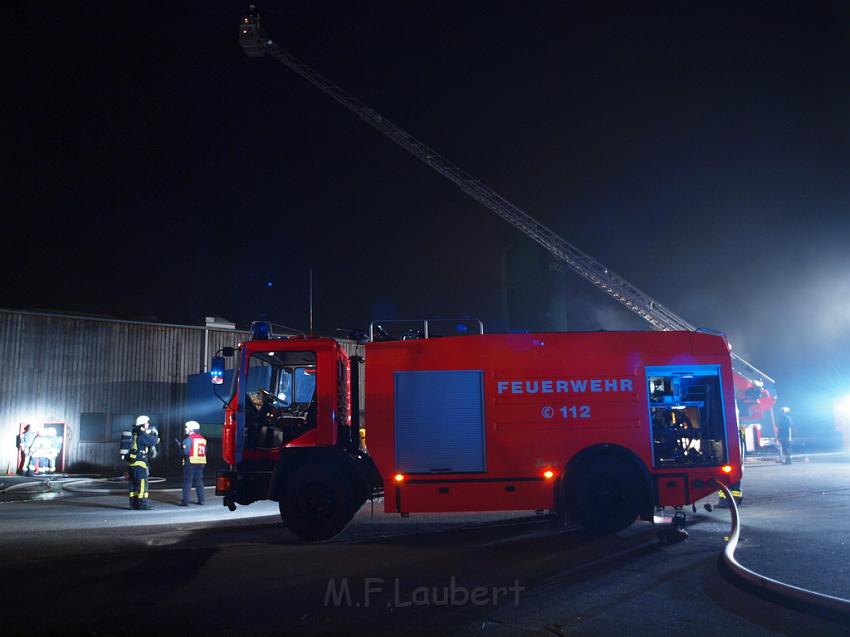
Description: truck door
xmin=240 ymin=350 xmax=317 ymax=459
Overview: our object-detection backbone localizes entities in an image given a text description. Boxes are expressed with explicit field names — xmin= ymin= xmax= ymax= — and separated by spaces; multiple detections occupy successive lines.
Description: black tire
xmin=566 ymin=455 xmax=647 ymax=535
xmin=279 ymin=464 xmax=354 ymax=541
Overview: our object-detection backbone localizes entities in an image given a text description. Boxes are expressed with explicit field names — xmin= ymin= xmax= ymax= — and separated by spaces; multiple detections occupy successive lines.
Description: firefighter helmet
xmin=135 ymin=415 xmax=150 ymax=427
xmin=185 ymin=420 xmax=200 ymax=432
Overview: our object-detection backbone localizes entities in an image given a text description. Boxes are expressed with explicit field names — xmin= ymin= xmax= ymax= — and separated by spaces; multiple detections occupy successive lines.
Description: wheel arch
xmin=268 ymin=447 xmax=373 ymax=507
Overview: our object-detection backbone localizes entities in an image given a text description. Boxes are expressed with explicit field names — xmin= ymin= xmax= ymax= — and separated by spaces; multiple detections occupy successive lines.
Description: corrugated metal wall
xmin=0 ymin=310 xmax=247 ymax=475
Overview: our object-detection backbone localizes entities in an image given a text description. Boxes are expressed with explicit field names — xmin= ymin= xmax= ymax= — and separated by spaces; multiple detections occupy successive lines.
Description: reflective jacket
xmin=32 ymin=436 xmax=52 ymax=459
xmin=128 ymin=429 xmax=159 ymax=468
xmin=19 ymin=430 xmax=36 ymax=451
xmin=182 ymin=432 xmax=207 ymax=465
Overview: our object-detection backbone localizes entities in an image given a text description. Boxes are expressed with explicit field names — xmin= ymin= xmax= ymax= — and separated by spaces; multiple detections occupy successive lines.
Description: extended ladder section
xmin=238 ymin=8 xmax=774 ymax=387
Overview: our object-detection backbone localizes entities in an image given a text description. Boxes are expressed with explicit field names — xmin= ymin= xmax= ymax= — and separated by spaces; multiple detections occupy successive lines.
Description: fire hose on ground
xmin=0 ymin=476 xmax=161 ymax=496
xmin=0 ymin=475 xmax=113 ymax=498
xmin=2 ymin=476 xmax=210 ymax=497
xmin=0 ymin=479 xmax=56 ymax=495
xmin=715 ymin=480 xmax=850 ymax=623
xmin=61 ymin=476 xmax=168 ymax=494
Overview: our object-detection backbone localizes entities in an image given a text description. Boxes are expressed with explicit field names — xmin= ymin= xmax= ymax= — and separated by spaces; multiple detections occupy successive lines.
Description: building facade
xmin=1 ymin=310 xmax=246 ymax=475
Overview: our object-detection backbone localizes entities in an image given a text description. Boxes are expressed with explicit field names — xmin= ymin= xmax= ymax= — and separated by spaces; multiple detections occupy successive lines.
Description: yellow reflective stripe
xmin=189 ymin=436 xmax=207 ymax=464
xmin=718 ymin=489 xmax=742 ymax=498
xmin=129 ymin=461 xmax=149 ymax=468
xmin=140 ymin=479 xmax=146 ymax=498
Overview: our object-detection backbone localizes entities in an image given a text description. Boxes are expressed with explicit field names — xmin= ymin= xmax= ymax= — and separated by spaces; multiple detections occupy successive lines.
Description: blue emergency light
xmin=250 ymin=321 xmax=272 ymax=340
xmin=210 ymin=356 xmax=226 ymax=385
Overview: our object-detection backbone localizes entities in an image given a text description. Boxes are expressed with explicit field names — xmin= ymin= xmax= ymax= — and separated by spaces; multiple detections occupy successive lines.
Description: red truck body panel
xmin=363 ymin=331 xmax=741 ymax=513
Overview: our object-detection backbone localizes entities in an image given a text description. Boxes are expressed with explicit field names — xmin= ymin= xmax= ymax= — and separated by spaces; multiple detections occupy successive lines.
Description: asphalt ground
xmin=720 ymin=453 xmax=850 ymax=600
xmin=0 ymin=452 xmax=848 ymax=636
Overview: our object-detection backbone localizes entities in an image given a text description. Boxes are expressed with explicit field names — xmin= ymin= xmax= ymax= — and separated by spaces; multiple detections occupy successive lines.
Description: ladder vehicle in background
xmin=214 ymin=321 xmax=742 ymax=540
xmin=734 ymin=376 xmax=778 ymax=454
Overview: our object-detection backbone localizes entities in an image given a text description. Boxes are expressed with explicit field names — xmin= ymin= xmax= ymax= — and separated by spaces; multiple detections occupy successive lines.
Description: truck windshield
xmin=295 ymin=368 xmax=316 ymax=402
xmin=242 ymin=350 xmax=318 ymax=450
xmin=276 ymin=369 xmax=292 ymax=404
xmin=275 ymin=367 xmax=315 ymax=406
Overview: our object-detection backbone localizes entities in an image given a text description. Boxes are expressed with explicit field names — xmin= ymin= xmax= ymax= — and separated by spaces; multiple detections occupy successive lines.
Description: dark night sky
xmin=6 ymin=1 xmax=850 ymax=431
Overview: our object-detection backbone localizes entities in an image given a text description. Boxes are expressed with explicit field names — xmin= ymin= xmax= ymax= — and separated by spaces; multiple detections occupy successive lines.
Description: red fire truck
xmin=213 ymin=321 xmax=741 ymax=540
xmin=733 ymin=374 xmax=778 ymax=454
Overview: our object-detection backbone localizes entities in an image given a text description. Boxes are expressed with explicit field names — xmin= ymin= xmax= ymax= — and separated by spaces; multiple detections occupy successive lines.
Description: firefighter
xmin=29 ymin=428 xmax=51 ymax=475
xmin=126 ymin=415 xmax=159 ymax=510
xmin=776 ymin=406 xmax=793 ymax=464
xmin=178 ymin=420 xmax=207 ymax=506
xmin=18 ymin=425 xmax=35 ymax=477
xmin=17 ymin=425 xmax=36 ymax=476
xmin=43 ymin=427 xmax=60 ymax=474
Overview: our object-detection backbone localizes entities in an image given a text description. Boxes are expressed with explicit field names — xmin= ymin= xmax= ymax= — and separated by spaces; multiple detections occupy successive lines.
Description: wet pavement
xmin=0 ymin=452 xmax=848 ymax=636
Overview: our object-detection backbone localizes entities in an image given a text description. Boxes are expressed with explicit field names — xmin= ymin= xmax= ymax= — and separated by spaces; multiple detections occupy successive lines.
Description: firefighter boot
xmin=139 ymin=499 xmax=154 ymax=510
xmin=129 ymin=498 xmax=139 ymax=510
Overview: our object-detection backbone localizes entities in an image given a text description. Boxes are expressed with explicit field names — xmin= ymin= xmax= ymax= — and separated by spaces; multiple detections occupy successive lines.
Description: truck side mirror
xmin=211 ymin=356 xmax=226 ymax=385
xmin=221 ymin=347 xmax=235 ymax=357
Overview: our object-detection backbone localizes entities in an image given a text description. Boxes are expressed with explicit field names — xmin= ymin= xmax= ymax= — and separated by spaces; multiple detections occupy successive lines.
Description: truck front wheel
xmin=279 ymin=464 xmax=355 ymax=541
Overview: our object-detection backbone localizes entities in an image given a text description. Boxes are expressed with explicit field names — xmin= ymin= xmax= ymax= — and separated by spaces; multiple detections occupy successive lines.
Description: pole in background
xmin=309 ymin=269 xmax=313 ymax=333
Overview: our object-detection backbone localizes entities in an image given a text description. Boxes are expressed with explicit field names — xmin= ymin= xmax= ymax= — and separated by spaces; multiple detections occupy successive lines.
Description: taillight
xmin=215 ymin=474 xmax=233 ymax=495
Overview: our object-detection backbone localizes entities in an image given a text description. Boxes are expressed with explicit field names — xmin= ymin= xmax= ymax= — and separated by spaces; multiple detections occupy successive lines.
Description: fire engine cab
xmin=213 ymin=321 xmax=741 ymax=541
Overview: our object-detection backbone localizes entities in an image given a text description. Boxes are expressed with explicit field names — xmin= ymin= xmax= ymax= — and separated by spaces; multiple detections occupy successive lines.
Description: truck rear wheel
xmin=280 ymin=464 xmax=354 ymax=541
xmin=567 ymin=456 xmax=646 ymax=535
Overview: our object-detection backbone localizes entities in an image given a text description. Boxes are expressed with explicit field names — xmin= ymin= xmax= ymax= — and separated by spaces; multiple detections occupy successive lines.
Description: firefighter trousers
xmin=718 ymin=481 xmax=743 ymax=507
xmin=777 ymin=435 xmax=792 ymax=464
xmin=21 ymin=451 xmax=32 ymax=476
xmin=128 ymin=465 xmax=150 ymax=509
xmin=182 ymin=463 xmax=205 ymax=505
